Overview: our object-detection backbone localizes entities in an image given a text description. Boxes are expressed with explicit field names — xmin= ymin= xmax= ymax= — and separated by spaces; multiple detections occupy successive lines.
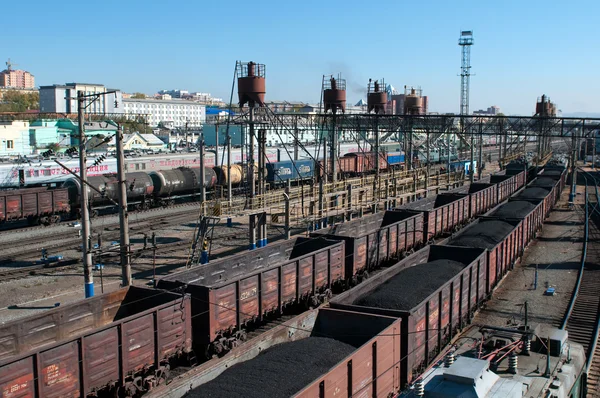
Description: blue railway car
xmin=386 ymin=152 xmax=405 ymax=165
xmin=450 ymin=160 xmax=477 ymax=175
xmin=267 ymin=159 xmax=315 ymax=184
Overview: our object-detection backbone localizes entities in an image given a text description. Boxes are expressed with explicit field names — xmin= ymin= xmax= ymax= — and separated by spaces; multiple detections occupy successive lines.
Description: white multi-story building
xmin=39 ymin=83 xmax=123 ymax=114
xmin=123 ymin=98 xmax=206 ymax=128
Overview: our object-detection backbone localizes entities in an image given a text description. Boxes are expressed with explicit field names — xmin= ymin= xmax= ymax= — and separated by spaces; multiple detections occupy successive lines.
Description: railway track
xmin=562 ymin=168 xmax=600 ymax=395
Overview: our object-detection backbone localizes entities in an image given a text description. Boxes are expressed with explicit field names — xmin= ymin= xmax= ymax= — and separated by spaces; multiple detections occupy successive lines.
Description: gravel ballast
xmin=449 ymin=220 xmax=515 ymax=249
xmin=516 ymin=187 xmax=550 ymax=200
xmin=189 ymin=337 xmax=356 ymax=398
xmin=353 ymin=259 xmax=465 ymax=311
xmin=491 ymin=201 xmax=536 ymax=219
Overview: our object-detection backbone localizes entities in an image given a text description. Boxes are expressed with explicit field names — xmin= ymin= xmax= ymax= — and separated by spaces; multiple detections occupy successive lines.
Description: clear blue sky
xmin=4 ymin=0 xmax=599 ymax=115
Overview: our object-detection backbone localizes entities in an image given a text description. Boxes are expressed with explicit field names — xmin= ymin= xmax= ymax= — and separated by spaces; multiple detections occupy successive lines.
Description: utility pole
xmin=226 ymin=134 xmax=233 ymax=227
xmin=199 ymin=132 xmax=206 ymax=206
xmin=116 ymin=124 xmax=131 ymax=287
xmin=77 ymin=91 xmax=94 ymax=298
xmin=478 ymin=120 xmax=483 ymax=179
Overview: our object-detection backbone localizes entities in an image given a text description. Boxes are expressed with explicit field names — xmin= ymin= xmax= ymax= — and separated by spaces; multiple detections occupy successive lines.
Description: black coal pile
xmin=448 ymin=220 xmax=514 ymax=249
xmin=353 ymin=259 xmax=465 ymax=310
xmin=516 ymin=187 xmax=550 ymax=200
xmin=532 ymin=177 xmax=556 ymax=187
xmin=491 ymin=201 xmax=536 ymax=218
xmin=542 ymin=170 xmax=563 ymax=176
xmin=189 ymin=337 xmax=355 ymax=398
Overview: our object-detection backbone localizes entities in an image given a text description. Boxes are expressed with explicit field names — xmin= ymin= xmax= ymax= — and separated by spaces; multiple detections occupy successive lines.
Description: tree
xmin=45 ymin=142 xmax=61 ymax=153
xmin=131 ymin=93 xmax=146 ymax=99
xmin=0 ymin=90 xmax=39 ymax=112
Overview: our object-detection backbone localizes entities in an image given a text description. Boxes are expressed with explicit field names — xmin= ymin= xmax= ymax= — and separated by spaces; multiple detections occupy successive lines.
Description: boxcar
xmin=330 ymin=245 xmax=487 ymax=387
xmin=266 ymin=159 xmax=314 ymax=184
xmin=0 ymin=286 xmax=192 ymax=397
xmin=156 ymin=237 xmax=344 ymax=358
xmin=446 ymin=218 xmax=523 ymax=294
xmin=402 ymin=193 xmax=470 ymax=242
xmin=0 ymin=187 xmax=70 ymax=224
xmin=311 ymin=210 xmax=424 ymax=284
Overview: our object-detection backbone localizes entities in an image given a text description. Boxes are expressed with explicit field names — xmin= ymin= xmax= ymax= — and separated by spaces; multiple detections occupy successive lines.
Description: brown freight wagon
xmin=446 ymin=218 xmax=523 ymax=294
xmin=540 ymin=166 xmax=567 ymax=193
xmin=466 ymin=183 xmax=498 ymax=217
xmin=156 ymin=237 xmax=344 ymax=358
xmin=513 ymin=185 xmax=554 ymax=218
xmin=402 ymin=193 xmax=470 ymax=242
xmin=311 ymin=210 xmax=424 ymax=284
xmin=482 ymin=197 xmax=545 ymax=250
xmin=152 ymin=308 xmax=402 ymax=398
xmin=504 ymin=169 xmax=526 ymax=190
xmin=529 ymin=176 xmax=560 ymax=211
xmin=0 ymin=286 xmax=192 ymax=398
xmin=0 ymin=187 xmax=70 ymax=225
xmin=490 ymin=170 xmax=525 ymax=203
xmin=330 ymin=245 xmax=487 ymax=387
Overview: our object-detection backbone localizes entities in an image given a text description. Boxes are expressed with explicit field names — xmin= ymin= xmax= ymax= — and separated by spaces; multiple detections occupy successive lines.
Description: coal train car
xmin=156 ymin=237 xmax=344 ymax=358
xmin=330 ymin=245 xmax=488 ymax=387
xmin=311 ymin=210 xmax=424 ymax=285
xmin=0 ymin=286 xmax=192 ymax=397
xmin=180 ymin=308 xmax=403 ymax=398
xmin=0 ymin=186 xmax=70 ymax=225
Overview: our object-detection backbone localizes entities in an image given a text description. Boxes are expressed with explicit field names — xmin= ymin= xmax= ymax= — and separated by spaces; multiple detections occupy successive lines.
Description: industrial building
xmin=122 ymin=97 xmax=206 ymax=128
xmin=39 ymin=82 xmax=123 ymax=114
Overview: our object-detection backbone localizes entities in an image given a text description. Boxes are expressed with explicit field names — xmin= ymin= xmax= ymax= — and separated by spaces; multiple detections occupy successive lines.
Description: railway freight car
xmin=266 ymin=159 xmax=314 ymax=186
xmin=330 ymin=245 xmax=488 ymax=387
xmin=310 ymin=210 xmax=424 ymax=285
xmin=156 ymin=237 xmax=344 ymax=358
xmin=0 ymin=186 xmax=70 ymax=225
xmin=483 ymin=198 xmax=545 ymax=248
xmin=513 ymin=186 xmax=553 ymax=218
xmin=446 ymin=218 xmax=523 ymax=294
xmin=176 ymin=308 xmax=402 ymax=398
xmin=0 ymin=286 xmax=192 ymax=398
xmin=401 ymin=193 xmax=470 ymax=242
xmin=465 ymin=182 xmax=498 ymax=217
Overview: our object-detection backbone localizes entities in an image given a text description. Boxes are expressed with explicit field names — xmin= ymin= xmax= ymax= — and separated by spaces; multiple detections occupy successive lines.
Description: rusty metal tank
xmin=323 ymin=76 xmax=347 ymax=114
xmin=237 ymin=61 xmax=266 ymax=107
xmin=64 ymin=172 xmax=153 ymax=205
xmin=367 ymin=79 xmax=387 ymax=114
xmin=214 ymin=164 xmax=244 ymax=186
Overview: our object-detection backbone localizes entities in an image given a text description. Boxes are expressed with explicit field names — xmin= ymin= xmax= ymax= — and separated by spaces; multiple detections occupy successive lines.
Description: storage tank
xmin=367 ymin=79 xmax=387 ymax=114
xmin=323 ymin=75 xmax=346 ymax=114
xmin=237 ymin=61 xmax=266 ymax=108
xmin=403 ymin=86 xmax=424 ymax=115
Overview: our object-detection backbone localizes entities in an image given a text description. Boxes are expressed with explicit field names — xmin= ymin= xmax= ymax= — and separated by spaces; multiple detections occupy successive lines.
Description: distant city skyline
xmin=3 ymin=0 xmax=599 ymax=116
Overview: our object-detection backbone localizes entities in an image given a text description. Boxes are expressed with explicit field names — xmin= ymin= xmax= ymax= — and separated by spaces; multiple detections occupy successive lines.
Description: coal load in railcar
xmin=187 ymin=308 xmax=402 ymax=398
xmin=191 ymin=337 xmax=355 ymax=398
xmin=330 ymin=245 xmax=487 ymax=387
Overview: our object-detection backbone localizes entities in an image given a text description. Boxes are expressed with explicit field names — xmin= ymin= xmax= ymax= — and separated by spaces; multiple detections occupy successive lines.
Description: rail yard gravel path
xmin=187 ymin=337 xmax=355 ymax=398
xmin=354 ymin=259 xmax=465 ymax=310
xmin=473 ymin=185 xmax=584 ymax=328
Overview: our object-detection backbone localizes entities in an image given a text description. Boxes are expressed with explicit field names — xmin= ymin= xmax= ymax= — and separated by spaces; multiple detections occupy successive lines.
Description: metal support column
xmin=249 ymin=214 xmax=256 ymax=250
xmin=331 ymin=114 xmax=338 ymax=184
xmin=374 ymin=118 xmax=380 ymax=212
xmin=199 ymin=133 xmax=206 ymax=208
xmin=425 ymin=130 xmax=430 ymax=194
xmin=77 ymin=91 xmax=94 ymax=298
xmin=116 ymin=125 xmax=131 ymax=287
xmin=284 ymin=181 xmax=291 ymax=239
xmin=226 ymin=134 xmax=232 ymax=227
xmin=469 ymin=133 xmax=475 ymax=183
xmin=478 ymin=120 xmax=483 ymax=180
xmin=249 ymin=107 xmax=256 ymax=206
xmin=258 ymin=129 xmax=267 ymax=247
